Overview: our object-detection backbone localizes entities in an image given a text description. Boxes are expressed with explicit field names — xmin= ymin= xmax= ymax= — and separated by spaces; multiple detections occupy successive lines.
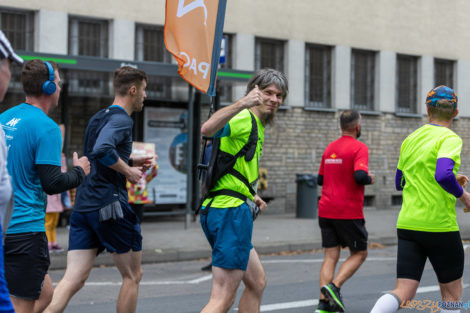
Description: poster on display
xmin=144 ymin=106 xmax=188 ymax=204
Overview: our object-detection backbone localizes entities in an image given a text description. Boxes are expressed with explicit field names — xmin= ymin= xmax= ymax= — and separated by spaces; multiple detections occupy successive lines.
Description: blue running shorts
xmin=200 ymin=202 xmax=253 ymax=270
xmin=69 ymin=201 xmax=142 ymax=254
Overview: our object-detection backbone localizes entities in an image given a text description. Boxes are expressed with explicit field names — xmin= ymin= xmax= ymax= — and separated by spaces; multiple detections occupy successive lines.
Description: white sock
xmin=440 ymin=309 xmax=460 ymax=313
xmin=370 ymin=293 xmax=400 ymax=313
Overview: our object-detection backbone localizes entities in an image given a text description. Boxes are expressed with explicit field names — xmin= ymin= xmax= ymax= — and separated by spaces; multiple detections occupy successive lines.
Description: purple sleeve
xmin=435 ymin=158 xmax=463 ymax=198
xmin=395 ymin=169 xmax=405 ymax=191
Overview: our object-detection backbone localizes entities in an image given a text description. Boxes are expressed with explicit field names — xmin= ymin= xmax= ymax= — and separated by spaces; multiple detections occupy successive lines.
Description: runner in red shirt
xmin=315 ymin=110 xmax=375 ymax=313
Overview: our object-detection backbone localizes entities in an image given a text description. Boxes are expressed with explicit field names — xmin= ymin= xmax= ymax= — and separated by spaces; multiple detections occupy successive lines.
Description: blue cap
xmin=426 ymin=85 xmax=457 ymax=108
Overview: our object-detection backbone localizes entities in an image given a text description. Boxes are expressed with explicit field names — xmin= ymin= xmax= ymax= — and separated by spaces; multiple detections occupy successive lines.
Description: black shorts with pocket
xmin=397 ymin=228 xmax=464 ymax=284
xmin=319 ymin=217 xmax=368 ymax=251
xmin=4 ymin=232 xmax=50 ymax=300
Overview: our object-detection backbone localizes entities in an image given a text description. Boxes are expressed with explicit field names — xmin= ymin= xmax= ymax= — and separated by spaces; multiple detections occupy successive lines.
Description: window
xmin=217 ymin=33 xmax=233 ymax=103
xmin=67 ymin=70 xmax=111 ymax=96
xmin=434 ymin=58 xmax=455 ymax=88
xmin=351 ymin=49 xmax=376 ymax=111
xmin=396 ymin=54 xmax=418 ymax=113
xmin=305 ymin=44 xmax=331 ymax=108
xmin=219 ymin=33 xmax=233 ymax=69
xmin=146 ymin=75 xmax=171 ymax=99
xmin=69 ymin=17 xmax=108 ymax=57
xmin=0 ymin=8 xmax=34 ymax=51
xmin=255 ymin=37 xmax=285 ymax=71
xmin=391 ymin=195 xmax=402 ymax=206
xmin=135 ymin=24 xmax=171 ymax=63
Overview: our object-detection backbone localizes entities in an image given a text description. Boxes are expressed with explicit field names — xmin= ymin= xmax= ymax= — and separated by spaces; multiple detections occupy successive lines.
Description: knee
xmin=123 ymin=267 xmax=143 ymax=285
xmin=393 ymin=288 xmax=415 ymax=304
xmin=64 ymin=273 xmax=88 ymax=293
xmin=357 ymin=249 xmax=368 ymax=261
xmin=248 ymin=272 xmax=267 ymax=294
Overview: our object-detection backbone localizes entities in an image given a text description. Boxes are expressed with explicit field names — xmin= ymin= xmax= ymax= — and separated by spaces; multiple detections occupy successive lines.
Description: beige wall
xmin=3 ymin=0 xmax=470 ymax=60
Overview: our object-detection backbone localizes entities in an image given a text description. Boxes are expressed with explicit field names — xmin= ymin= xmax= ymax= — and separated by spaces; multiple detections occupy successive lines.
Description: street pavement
xmin=49 ymin=207 xmax=470 ymax=270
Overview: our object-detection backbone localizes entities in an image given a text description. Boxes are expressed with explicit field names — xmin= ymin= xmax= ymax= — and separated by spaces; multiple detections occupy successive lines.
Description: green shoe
xmin=321 ymin=283 xmax=345 ymax=312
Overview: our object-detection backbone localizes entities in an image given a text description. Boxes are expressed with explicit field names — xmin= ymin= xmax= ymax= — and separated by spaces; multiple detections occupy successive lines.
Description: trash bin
xmin=295 ymin=174 xmax=317 ymax=218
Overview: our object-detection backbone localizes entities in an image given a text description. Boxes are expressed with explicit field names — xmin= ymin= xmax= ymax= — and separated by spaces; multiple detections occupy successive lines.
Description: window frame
xmin=396 ymin=54 xmax=418 ymax=114
xmin=68 ymin=16 xmax=109 ymax=58
xmin=434 ymin=58 xmax=455 ymax=88
xmin=135 ymin=23 xmax=171 ymax=63
xmin=351 ymin=49 xmax=376 ymax=111
xmin=304 ymin=43 xmax=332 ymax=108
xmin=254 ymin=37 xmax=285 ymax=72
xmin=0 ymin=7 xmax=34 ymax=51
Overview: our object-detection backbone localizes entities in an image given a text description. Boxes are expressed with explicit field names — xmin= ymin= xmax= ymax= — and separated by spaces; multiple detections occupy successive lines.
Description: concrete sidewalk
xmin=49 ymin=208 xmax=470 ymax=270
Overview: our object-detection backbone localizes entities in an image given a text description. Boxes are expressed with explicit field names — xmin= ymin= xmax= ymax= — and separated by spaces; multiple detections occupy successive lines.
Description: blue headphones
xmin=42 ymin=61 xmax=56 ymax=95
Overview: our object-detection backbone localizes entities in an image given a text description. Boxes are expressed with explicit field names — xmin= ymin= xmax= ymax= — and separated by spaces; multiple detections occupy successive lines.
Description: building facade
xmin=1 ymin=0 xmax=470 ymax=213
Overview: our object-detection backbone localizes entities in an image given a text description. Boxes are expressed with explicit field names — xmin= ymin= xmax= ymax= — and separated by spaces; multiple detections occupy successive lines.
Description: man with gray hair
xmin=199 ymin=68 xmax=288 ymax=313
xmin=0 ymin=29 xmax=23 ymax=313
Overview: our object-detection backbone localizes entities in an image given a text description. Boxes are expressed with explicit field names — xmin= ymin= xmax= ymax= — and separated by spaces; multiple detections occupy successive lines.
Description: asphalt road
xmin=48 ymin=244 xmax=470 ymax=313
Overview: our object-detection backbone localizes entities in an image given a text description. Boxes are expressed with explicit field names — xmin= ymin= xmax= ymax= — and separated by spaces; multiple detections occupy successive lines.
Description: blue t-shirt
xmin=74 ymin=105 xmax=133 ymax=212
xmin=0 ymin=103 xmax=61 ymax=234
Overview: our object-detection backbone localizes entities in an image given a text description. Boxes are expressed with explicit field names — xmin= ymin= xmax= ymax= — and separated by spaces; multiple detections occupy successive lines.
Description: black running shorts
xmin=319 ymin=217 xmax=368 ymax=251
xmin=4 ymin=232 xmax=50 ymax=300
xmin=397 ymin=229 xmax=464 ymax=284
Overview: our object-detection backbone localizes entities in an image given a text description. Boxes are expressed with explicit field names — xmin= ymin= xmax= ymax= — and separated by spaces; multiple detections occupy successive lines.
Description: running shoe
xmin=321 ymin=283 xmax=345 ymax=312
xmin=201 ymin=263 xmax=212 ymax=271
xmin=51 ymin=243 xmax=64 ymax=253
xmin=315 ymin=299 xmax=337 ymax=313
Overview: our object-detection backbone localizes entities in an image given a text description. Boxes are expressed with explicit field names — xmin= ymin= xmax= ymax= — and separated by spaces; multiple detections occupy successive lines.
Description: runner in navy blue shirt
xmin=46 ymin=66 xmax=153 ymax=313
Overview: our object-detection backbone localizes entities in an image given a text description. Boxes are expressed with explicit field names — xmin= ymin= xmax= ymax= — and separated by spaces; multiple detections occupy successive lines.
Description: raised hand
xmin=242 ymin=85 xmax=263 ymax=108
xmin=73 ymin=152 xmax=90 ymax=176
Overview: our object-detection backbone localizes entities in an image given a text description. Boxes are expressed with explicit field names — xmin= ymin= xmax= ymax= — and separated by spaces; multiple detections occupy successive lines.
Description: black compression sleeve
xmin=36 ymin=164 xmax=86 ymax=195
xmin=354 ymin=170 xmax=372 ymax=185
xmin=317 ymin=174 xmax=324 ymax=186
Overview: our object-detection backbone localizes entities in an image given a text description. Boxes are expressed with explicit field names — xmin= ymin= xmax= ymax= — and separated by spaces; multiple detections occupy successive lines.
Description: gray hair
xmin=246 ymin=68 xmax=288 ymax=100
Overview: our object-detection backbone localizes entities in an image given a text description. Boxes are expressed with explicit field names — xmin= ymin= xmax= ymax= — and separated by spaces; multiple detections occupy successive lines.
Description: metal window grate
xmin=434 ymin=58 xmax=454 ymax=88
xmin=351 ymin=49 xmax=375 ymax=111
xmin=135 ymin=24 xmax=171 ymax=63
xmin=255 ymin=37 xmax=285 ymax=72
xmin=305 ymin=44 xmax=331 ymax=108
xmin=396 ymin=54 xmax=418 ymax=113
xmin=67 ymin=70 xmax=111 ymax=96
xmin=0 ymin=8 xmax=34 ymax=51
xmin=146 ymin=75 xmax=171 ymax=99
xmin=69 ymin=17 xmax=108 ymax=57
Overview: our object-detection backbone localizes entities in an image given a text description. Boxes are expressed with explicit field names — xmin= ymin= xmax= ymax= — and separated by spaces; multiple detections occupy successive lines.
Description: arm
xmin=395 ymin=169 xmax=405 ymax=191
xmin=37 ymin=152 xmax=89 ymax=194
xmin=92 ymin=114 xmax=131 ymax=167
xmin=317 ymin=175 xmax=323 ymax=186
xmin=37 ymin=165 xmax=85 ymax=195
xmin=353 ymin=144 xmax=374 ymax=185
xmin=435 ymin=158 xmax=463 ymax=198
xmin=201 ymin=85 xmax=263 ymax=137
xmin=353 ymin=170 xmax=374 ymax=185
xmin=109 ymin=158 xmax=142 ymax=184
xmin=253 ymin=194 xmax=267 ymax=214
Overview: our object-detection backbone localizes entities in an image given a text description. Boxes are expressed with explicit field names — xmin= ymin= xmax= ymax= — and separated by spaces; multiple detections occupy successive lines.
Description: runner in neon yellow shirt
xmin=200 ymin=69 xmax=288 ymax=313
xmin=202 ymin=108 xmax=265 ymax=209
xmin=370 ymin=86 xmax=470 ymax=313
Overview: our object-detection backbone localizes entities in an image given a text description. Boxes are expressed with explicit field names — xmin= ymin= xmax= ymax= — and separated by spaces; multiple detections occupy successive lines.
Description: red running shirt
xmin=318 ymin=136 xmax=369 ymax=219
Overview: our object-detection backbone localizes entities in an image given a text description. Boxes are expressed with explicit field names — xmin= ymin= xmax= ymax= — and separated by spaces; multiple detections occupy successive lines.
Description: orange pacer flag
xmin=164 ymin=0 xmax=227 ymax=96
